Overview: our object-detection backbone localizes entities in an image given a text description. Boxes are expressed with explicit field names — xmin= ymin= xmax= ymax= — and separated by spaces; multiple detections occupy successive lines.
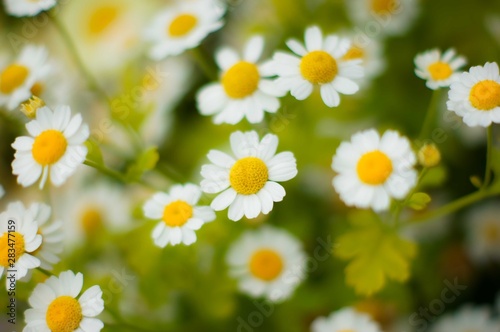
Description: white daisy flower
xmin=197 ymin=35 xmax=284 ymax=124
xmin=11 ymin=105 xmax=89 ymax=189
xmin=414 ymin=48 xmax=467 ymax=90
xmin=143 ymin=183 xmax=215 ymax=247
xmin=3 ymin=0 xmax=56 ymax=17
xmin=200 ymin=131 xmax=298 ymax=221
xmin=145 ymin=0 xmax=226 ymax=60
xmin=332 ymin=129 xmax=417 ymax=211
xmin=447 ymin=62 xmax=500 ymax=127
xmin=345 ymin=0 xmax=419 ymax=37
xmin=226 ymin=226 xmax=306 ymax=302
xmin=311 ymin=307 xmax=382 ymax=332
xmin=272 ymin=26 xmax=363 ymax=107
xmin=430 ymin=306 xmax=500 ymax=332
xmin=0 ymin=45 xmax=51 ymax=111
xmin=24 ymin=270 xmax=104 ymax=332
xmin=465 ymin=202 xmax=500 ymax=264
xmin=341 ymin=37 xmax=386 ymax=82
xmin=0 ymin=201 xmax=42 ymax=285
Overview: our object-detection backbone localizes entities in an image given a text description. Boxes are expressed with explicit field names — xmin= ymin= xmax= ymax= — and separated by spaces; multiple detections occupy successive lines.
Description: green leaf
xmin=84 ymin=140 xmax=104 ymax=165
xmin=407 ymin=192 xmax=431 ymax=210
xmin=126 ymin=147 xmax=159 ymax=182
xmin=419 ymin=165 xmax=447 ymax=189
xmin=334 ymin=218 xmax=417 ymax=296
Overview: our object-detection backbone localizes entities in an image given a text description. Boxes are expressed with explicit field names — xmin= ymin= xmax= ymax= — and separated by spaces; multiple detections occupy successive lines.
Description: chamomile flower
xmin=447 ymin=62 xmax=500 ymax=127
xmin=197 ymin=35 xmax=284 ymax=124
xmin=12 ymin=105 xmax=89 ymax=189
xmin=0 ymin=201 xmax=42 ymax=285
xmin=3 ymin=0 xmax=56 ymax=17
xmin=146 ymin=0 xmax=226 ymax=60
xmin=332 ymin=129 xmax=417 ymax=211
xmin=340 ymin=34 xmax=386 ymax=82
xmin=430 ymin=306 xmax=500 ymax=332
xmin=226 ymin=226 xmax=306 ymax=302
xmin=465 ymin=202 xmax=500 ymax=264
xmin=24 ymin=270 xmax=104 ymax=332
xmin=143 ymin=184 xmax=215 ymax=247
xmin=200 ymin=131 xmax=298 ymax=221
xmin=414 ymin=48 xmax=467 ymax=90
xmin=272 ymin=26 xmax=363 ymax=107
xmin=0 ymin=45 xmax=51 ymax=111
xmin=345 ymin=0 xmax=419 ymax=37
xmin=311 ymin=307 xmax=382 ymax=332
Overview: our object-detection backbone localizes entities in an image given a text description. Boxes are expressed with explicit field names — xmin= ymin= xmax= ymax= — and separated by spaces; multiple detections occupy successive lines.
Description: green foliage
xmin=126 ymin=147 xmax=160 ymax=182
xmin=407 ymin=192 xmax=432 ymax=211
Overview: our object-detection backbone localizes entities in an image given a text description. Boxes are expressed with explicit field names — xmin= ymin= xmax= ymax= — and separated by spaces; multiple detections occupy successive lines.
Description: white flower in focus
xmin=226 ymin=226 xmax=306 ymax=302
xmin=197 ymin=35 xmax=284 ymax=124
xmin=414 ymin=48 xmax=467 ymax=90
xmin=11 ymin=105 xmax=89 ymax=189
xmin=3 ymin=0 xmax=56 ymax=17
xmin=311 ymin=307 xmax=382 ymax=332
xmin=272 ymin=26 xmax=363 ymax=107
xmin=24 ymin=270 xmax=104 ymax=332
xmin=143 ymin=183 xmax=215 ymax=247
xmin=200 ymin=131 xmax=297 ymax=221
xmin=332 ymin=129 xmax=417 ymax=211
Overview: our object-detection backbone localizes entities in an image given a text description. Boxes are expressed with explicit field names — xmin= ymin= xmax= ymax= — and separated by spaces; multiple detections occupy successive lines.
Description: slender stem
xmin=419 ymin=89 xmax=442 ymax=139
xmin=84 ymin=160 xmax=128 ymax=183
xmin=392 ymin=168 xmax=429 ymax=225
xmin=190 ymin=47 xmax=218 ymax=81
xmin=37 ymin=268 xmax=55 ymax=277
xmin=481 ymin=125 xmax=493 ymax=191
xmin=49 ymin=15 xmax=110 ymax=102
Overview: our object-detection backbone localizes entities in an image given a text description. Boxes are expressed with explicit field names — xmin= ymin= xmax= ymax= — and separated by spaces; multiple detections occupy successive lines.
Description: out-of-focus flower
xmin=311 ymin=307 xmax=382 ymax=332
xmin=430 ymin=305 xmax=500 ymax=332
xmin=201 ymin=131 xmax=297 ymax=221
xmin=11 ymin=105 xmax=89 ymax=189
xmin=143 ymin=184 xmax=215 ymax=247
xmin=197 ymin=35 xmax=284 ymax=124
xmin=447 ymin=62 xmax=500 ymax=127
xmin=414 ymin=48 xmax=466 ymax=90
xmin=145 ymin=0 xmax=225 ymax=60
xmin=3 ymin=0 xmax=56 ymax=17
xmin=418 ymin=143 xmax=441 ymax=168
xmin=226 ymin=226 xmax=306 ymax=302
xmin=341 ymin=35 xmax=386 ymax=82
xmin=0 ymin=45 xmax=51 ymax=111
xmin=332 ymin=129 xmax=417 ymax=211
xmin=24 ymin=270 xmax=104 ymax=332
xmin=272 ymin=26 xmax=363 ymax=107
xmin=345 ymin=0 xmax=419 ymax=38
xmin=465 ymin=202 xmax=500 ymax=264
xmin=0 ymin=201 xmax=42 ymax=286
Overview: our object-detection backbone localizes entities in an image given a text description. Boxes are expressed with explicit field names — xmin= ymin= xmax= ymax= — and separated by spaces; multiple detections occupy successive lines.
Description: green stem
xmin=84 ymin=159 xmax=128 ymax=183
xmin=481 ymin=125 xmax=493 ymax=191
xmin=419 ymin=89 xmax=442 ymax=139
xmin=49 ymin=15 xmax=109 ymax=102
xmin=37 ymin=267 xmax=55 ymax=277
xmin=190 ymin=47 xmax=218 ymax=81
xmin=392 ymin=168 xmax=429 ymax=225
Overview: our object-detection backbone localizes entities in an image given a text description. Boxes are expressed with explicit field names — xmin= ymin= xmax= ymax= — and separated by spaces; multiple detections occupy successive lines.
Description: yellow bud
xmin=418 ymin=143 xmax=441 ymax=168
xmin=20 ymin=96 xmax=45 ymax=119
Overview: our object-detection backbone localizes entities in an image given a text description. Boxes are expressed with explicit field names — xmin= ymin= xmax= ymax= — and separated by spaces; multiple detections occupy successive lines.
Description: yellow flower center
xmin=30 ymin=81 xmax=44 ymax=97
xmin=357 ymin=150 xmax=393 ymax=185
xmin=32 ymin=130 xmax=68 ymax=166
xmin=427 ymin=61 xmax=453 ymax=81
xmin=162 ymin=200 xmax=193 ymax=227
xmin=300 ymin=51 xmax=338 ymax=84
xmin=0 ymin=232 xmax=25 ymax=267
xmin=229 ymin=157 xmax=268 ymax=195
xmin=46 ymin=296 xmax=83 ymax=332
xmin=342 ymin=46 xmax=365 ymax=61
xmin=249 ymin=249 xmax=283 ymax=281
xmin=483 ymin=222 xmax=499 ymax=245
xmin=371 ymin=0 xmax=397 ymax=14
xmin=168 ymin=13 xmax=198 ymax=37
xmin=81 ymin=208 xmax=104 ymax=236
xmin=222 ymin=61 xmax=260 ymax=99
xmin=469 ymin=80 xmax=500 ymax=111
xmin=88 ymin=5 xmax=120 ymax=36
xmin=0 ymin=64 xmax=29 ymax=94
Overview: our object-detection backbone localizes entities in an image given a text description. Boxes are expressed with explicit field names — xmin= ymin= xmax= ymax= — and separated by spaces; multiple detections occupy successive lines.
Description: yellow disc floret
xmin=222 ymin=61 xmax=260 ymax=99
xmin=357 ymin=150 xmax=393 ymax=185
xmin=300 ymin=51 xmax=338 ymax=84
xmin=20 ymin=96 xmax=45 ymax=119
xmin=0 ymin=64 xmax=29 ymax=94
xmin=229 ymin=157 xmax=268 ymax=195
xmin=371 ymin=0 xmax=397 ymax=14
xmin=81 ymin=208 xmax=104 ymax=236
xmin=46 ymin=296 xmax=83 ymax=332
xmin=32 ymin=130 xmax=68 ymax=166
xmin=469 ymin=80 xmax=500 ymax=111
xmin=0 ymin=232 xmax=25 ymax=267
xmin=88 ymin=5 xmax=120 ymax=36
xmin=168 ymin=14 xmax=198 ymax=37
xmin=249 ymin=249 xmax=283 ymax=281
xmin=342 ymin=46 xmax=365 ymax=61
xmin=418 ymin=143 xmax=441 ymax=168
xmin=428 ymin=62 xmax=453 ymax=81
xmin=162 ymin=200 xmax=193 ymax=227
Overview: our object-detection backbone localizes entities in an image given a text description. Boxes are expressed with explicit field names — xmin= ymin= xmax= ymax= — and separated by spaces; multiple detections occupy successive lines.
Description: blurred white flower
xmin=465 ymin=202 xmax=500 ymax=264
xmin=3 ymin=0 xmax=56 ymax=17
xmin=430 ymin=305 xmax=500 ymax=332
xmin=414 ymin=48 xmax=466 ymax=90
xmin=311 ymin=307 xmax=382 ymax=332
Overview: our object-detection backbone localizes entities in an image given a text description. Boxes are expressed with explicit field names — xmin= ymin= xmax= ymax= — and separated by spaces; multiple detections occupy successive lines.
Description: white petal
xmin=211 ymin=188 xmax=237 ymax=211
xmin=304 ymin=26 xmax=323 ymax=51
xmin=228 ymin=195 xmax=245 ymax=221
xmin=244 ymin=35 xmax=264 ymax=63
xmin=243 ymin=194 xmax=261 ymax=219
xmin=320 ymin=83 xmax=341 ymax=107
xmin=286 ymin=39 xmax=307 ymax=56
